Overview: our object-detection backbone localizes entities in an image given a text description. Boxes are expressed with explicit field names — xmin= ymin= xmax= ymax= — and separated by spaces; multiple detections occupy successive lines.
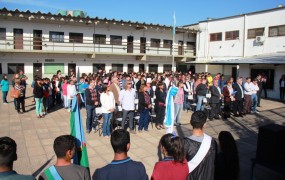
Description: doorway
xmin=232 ymin=67 xmax=237 ymax=82
xmin=140 ymin=37 xmax=146 ymax=53
xmin=178 ymin=41 xmax=184 ymax=55
xmin=68 ymin=63 xmax=76 ymax=76
xmin=14 ymin=28 xmax=23 ymax=49
xmin=33 ymin=30 xmax=42 ymax=50
xmin=33 ymin=63 xmax=42 ymax=78
xmin=127 ymin=64 xmax=134 ymax=73
xmin=127 ymin=36 xmax=134 ymax=53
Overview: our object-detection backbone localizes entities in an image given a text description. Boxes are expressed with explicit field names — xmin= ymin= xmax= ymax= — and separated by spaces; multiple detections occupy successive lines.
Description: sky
xmin=0 ymin=0 xmax=284 ymax=26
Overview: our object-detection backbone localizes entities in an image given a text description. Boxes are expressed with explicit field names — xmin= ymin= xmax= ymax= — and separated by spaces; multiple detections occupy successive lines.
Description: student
xmin=93 ymin=129 xmax=148 ymax=180
xmin=33 ymin=78 xmax=44 ymax=118
xmin=0 ymin=74 xmax=9 ymax=104
xmin=67 ymin=80 xmax=77 ymax=112
xmin=0 ymin=136 xmax=34 ymax=179
xmin=151 ymin=134 xmax=188 ymax=180
xmin=183 ymin=111 xmax=217 ymax=180
xmin=39 ymin=135 xmax=90 ymax=180
xmin=138 ymin=85 xmax=151 ymax=132
xmin=14 ymin=78 xmax=26 ymax=114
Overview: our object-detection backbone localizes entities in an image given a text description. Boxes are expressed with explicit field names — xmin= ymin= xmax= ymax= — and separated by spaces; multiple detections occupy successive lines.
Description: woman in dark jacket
xmin=195 ymin=79 xmax=208 ymax=111
xmin=138 ymin=85 xmax=151 ymax=132
xmin=155 ymin=82 xmax=167 ymax=130
xmin=33 ymin=78 xmax=44 ymax=118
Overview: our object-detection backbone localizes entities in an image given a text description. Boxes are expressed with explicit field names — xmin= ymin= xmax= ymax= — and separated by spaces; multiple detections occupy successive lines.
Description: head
xmin=237 ymin=77 xmax=243 ymax=85
xmin=124 ymin=81 xmax=132 ymax=90
xmin=0 ymin=137 xmax=17 ymax=169
xmin=213 ymin=79 xmax=219 ymax=86
xmin=201 ymin=79 xmax=207 ymax=84
xmin=111 ymin=129 xmax=130 ymax=154
xmin=111 ymin=77 xmax=119 ymax=85
xmin=19 ymin=70 xmax=23 ymax=75
xmin=226 ymin=80 xmax=232 ymax=87
xmin=252 ymin=79 xmax=258 ymax=85
xmin=177 ymin=81 xmax=184 ymax=88
xmin=190 ymin=111 xmax=207 ymax=130
xmin=102 ymin=85 xmax=108 ymax=93
xmin=53 ymin=135 xmax=76 ymax=160
xmin=246 ymin=77 xmax=251 ymax=83
xmin=157 ymin=82 xmax=164 ymax=90
xmin=139 ymin=84 xmax=148 ymax=93
xmin=57 ymin=70 xmax=61 ymax=75
xmin=257 ymin=74 xmax=261 ymax=80
xmin=14 ymin=78 xmax=21 ymax=85
xmin=160 ymin=134 xmax=185 ymax=163
xmin=2 ymin=74 xmax=7 ymax=80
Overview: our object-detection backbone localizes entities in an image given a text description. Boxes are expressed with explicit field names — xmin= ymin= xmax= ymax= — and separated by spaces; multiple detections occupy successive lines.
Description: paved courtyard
xmin=0 ymin=87 xmax=285 ymax=179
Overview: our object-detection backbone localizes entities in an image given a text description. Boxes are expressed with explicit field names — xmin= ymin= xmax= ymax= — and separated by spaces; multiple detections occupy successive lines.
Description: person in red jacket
xmin=151 ymin=133 xmax=188 ymax=180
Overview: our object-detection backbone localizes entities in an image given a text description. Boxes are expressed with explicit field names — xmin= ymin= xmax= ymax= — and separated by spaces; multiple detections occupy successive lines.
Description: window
xmin=0 ymin=28 xmax=6 ymax=40
xmin=186 ymin=42 xmax=195 ymax=50
xmin=110 ymin=35 xmax=122 ymax=45
xmin=150 ymin=38 xmax=160 ymax=48
xmin=44 ymin=63 xmax=64 ymax=74
xmin=247 ymin=28 xmax=264 ymax=39
xmin=225 ymin=30 xmax=239 ymax=40
xmin=210 ymin=33 xmax=222 ymax=41
xmin=163 ymin=40 xmax=172 ymax=48
xmin=139 ymin=64 xmax=145 ymax=72
xmin=49 ymin=31 xmax=64 ymax=42
xmin=93 ymin=64 xmax=105 ymax=73
xmin=93 ymin=34 xmax=106 ymax=44
xmin=112 ymin=64 xmax=123 ymax=72
xmin=148 ymin=64 xmax=158 ymax=73
xmin=163 ymin=64 xmax=172 ymax=72
xmin=127 ymin=64 xmax=134 ymax=73
xmin=69 ymin=33 xmax=83 ymax=43
xmin=269 ymin=25 xmax=285 ymax=37
xmin=8 ymin=63 xmax=24 ymax=74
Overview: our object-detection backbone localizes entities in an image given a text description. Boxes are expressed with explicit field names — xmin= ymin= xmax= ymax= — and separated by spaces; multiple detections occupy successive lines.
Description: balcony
xmin=0 ymin=35 xmax=196 ymax=59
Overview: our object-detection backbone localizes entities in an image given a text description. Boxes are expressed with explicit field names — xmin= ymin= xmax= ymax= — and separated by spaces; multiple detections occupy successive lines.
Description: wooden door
xmin=68 ymin=63 xmax=76 ymax=76
xmin=33 ymin=30 xmax=42 ymax=50
xmin=14 ymin=29 xmax=23 ymax=49
xmin=178 ymin=41 xmax=184 ymax=55
xmin=33 ymin=63 xmax=42 ymax=78
xmin=140 ymin=37 xmax=146 ymax=53
xmin=127 ymin=36 xmax=133 ymax=53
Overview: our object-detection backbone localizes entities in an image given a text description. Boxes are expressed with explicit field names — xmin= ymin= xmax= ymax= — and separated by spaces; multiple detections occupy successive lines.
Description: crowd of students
xmin=1 ymin=111 xmax=240 ymax=180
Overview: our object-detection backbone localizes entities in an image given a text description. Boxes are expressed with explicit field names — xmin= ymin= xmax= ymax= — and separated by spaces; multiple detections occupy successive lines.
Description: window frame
xmin=112 ymin=63 xmax=123 ymax=72
xmin=269 ymin=25 xmax=285 ymax=37
xmin=163 ymin=39 xmax=172 ymax=48
xmin=69 ymin=32 xmax=83 ymax=43
xmin=49 ymin=31 xmax=64 ymax=42
xmin=93 ymin=34 xmax=106 ymax=44
xmin=110 ymin=35 xmax=122 ymax=45
xmin=7 ymin=63 xmax=24 ymax=74
xmin=210 ymin=32 xmax=222 ymax=41
xmin=247 ymin=28 xmax=264 ymax=39
xmin=0 ymin=28 xmax=6 ymax=40
xmin=225 ymin=30 xmax=239 ymax=40
xmin=148 ymin=64 xmax=158 ymax=73
xmin=163 ymin=64 xmax=172 ymax=72
xmin=150 ymin=38 xmax=161 ymax=48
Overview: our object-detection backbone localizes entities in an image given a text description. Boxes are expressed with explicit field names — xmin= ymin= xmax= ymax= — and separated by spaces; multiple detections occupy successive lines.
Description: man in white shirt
xmin=119 ymin=81 xmax=136 ymax=134
xmin=243 ymin=77 xmax=253 ymax=114
xmin=251 ymin=79 xmax=260 ymax=113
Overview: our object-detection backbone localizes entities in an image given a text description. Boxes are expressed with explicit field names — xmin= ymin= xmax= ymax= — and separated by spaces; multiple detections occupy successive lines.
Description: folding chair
xmin=113 ymin=105 xmax=123 ymax=130
xmin=93 ymin=107 xmax=103 ymax=136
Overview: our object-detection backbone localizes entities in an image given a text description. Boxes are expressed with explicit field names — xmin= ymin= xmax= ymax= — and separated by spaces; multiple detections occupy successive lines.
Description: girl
xmin=174 ymin=81 xmax=184 ymax=126
xmin=67 ymin=80 xmax=77 ymax=112
xmin=151 ymin=134 xmax=188 ymax=180
xmin=100 ymin=85 xmax=115 ymax=137
xmin=138 ymin=85 xmax=151 ymax=132
xmin=14 ymin=78 xmax=25 ymax=114
xmin=33 ymin=78 xmax=44 ymax=118
xmin=0 ymin=74 xmax=9 ymax=104
xmin=154 ymin=83 xmax=167 ymax=130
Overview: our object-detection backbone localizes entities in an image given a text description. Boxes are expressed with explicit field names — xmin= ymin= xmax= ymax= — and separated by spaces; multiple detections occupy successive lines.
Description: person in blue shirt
xmin=0 ymin=136 xmax=34 ymax=180
xmin=0 ymin=74 xmax=9 ymax=104
xmin=93 ymin=129 xmax=148 ymax=180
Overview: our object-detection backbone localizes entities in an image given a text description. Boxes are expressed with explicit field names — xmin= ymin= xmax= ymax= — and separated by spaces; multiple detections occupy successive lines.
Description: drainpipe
xmin=242 ymin=14 xmax=246 ymax=58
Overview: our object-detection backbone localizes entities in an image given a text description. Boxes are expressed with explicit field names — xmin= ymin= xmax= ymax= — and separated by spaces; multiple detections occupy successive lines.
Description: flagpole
xmin=172 ymin=11 xmax=176 ymax=76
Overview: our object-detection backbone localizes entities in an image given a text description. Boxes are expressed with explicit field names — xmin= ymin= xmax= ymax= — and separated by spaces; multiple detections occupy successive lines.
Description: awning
xmin=186 ymin=52 xmax=285 ymax=65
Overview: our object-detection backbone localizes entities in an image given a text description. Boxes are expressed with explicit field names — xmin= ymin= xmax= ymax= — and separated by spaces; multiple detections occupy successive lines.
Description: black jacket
xmin=232 ymin=83 xmax=243 ymax=100
xmin=196 ymin=83 xmax=207 ymax=96
xmin=209 ymin=86 xmax=221 ymax=104
xmin=138 ymin=92 xmax=150 ymax=112
xmin=33 ymin=83 xmax=43 ymax=98
xmin=155 ymin=89 xmax=166 ymax=107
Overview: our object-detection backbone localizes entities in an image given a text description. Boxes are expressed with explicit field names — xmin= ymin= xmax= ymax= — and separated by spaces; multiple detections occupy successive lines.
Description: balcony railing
xmin=0 ymin=35 xmax=196 ymax=57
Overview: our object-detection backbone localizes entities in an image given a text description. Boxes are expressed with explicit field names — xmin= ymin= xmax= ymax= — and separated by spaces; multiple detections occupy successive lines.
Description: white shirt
xmin=119 ymin=88 xmax=136 ymax=111
xmin=100 ymin=92 xmax=115 ymax=113
xmin=238 ymin=83 xmax=244 ymax=98
xmin=67 ymin=84 xmax=77 ymax=99
xmin=243 ymin=82 xmax=254 ymax=95
xmin=281 ymin=80 xmax=285 ymax=88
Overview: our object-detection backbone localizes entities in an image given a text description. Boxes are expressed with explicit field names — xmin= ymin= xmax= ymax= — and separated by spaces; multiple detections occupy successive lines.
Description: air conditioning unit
xmin=256 ymin=36 xmax=265 ymax=43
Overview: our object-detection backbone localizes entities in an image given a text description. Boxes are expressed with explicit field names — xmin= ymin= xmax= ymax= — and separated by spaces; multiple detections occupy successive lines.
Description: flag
xmin=173 ymin=11 xmax=176 ymax=36
xmin=164 ymin=85 xmax=178 ymax=134
xmin=70 ymin=95 xmax=89 ymax=169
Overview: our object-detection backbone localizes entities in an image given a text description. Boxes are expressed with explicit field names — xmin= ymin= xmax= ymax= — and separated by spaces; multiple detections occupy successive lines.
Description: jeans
xmin=183 ymin=95 xmax=188 ymax=110
xmin=138 ymin=109 xmax=149 ymax=131
xmin=251 ymin=94 xmax=258 ymax=112
xmin=102 ymin=113 xmax=112 ymax=136
xmin=63 ymin=95 xmax=69 ymax=108
xmin=67 ymin=99 xmax=72 ymax=110
xmin=155 ymin=106 xmax=165 ymax=125
xmin=86 ymin=105 xmax=96 ymax=131
xmin=174 ymin=103 xmax=183 ymax=124
xmin=122 ymin=109 xmax=134 ymax=130
xmin=2 ymin=91 xmax=8 ymax=103
xmin=35 ymin=98 xmax=43 ymax=116
xmin=196 ymin=95 xmax=205 ymax=111
xmin=16 ymin=97 xmax=25 ymax=112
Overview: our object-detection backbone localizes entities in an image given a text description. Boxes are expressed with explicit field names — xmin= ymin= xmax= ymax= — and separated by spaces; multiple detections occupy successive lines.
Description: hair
xmin=14 ymin=78 xmax=21 ymax=85
xmin=139 ymin=84 xmax=146 ymax=93
xmin=0 ymin=136 xmax=17 ymax=167
xmin=53 ymin=135 xmax=75 ymax=158
xmin=246 ymin=77 xmax=251 ymax=80
xmin=102 ymin=85 xmax=108 ymax=93
xmin=218 ymin=131 xmax=240 ymax=179
xmin=160 ymin=134 xmax=185 ymax=163
xmin=190 ymin=111 xmax=207 ymax=129
xmin=2 ymin=74 xmax=7 ymax=80
xmin=111 ymin=129 xmax=130 ymax=153
xmin=124 ymin=81 xmax=131 ymax=90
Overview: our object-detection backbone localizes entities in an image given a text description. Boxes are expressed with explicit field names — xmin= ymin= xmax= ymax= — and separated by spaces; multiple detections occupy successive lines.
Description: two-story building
xmin=0 ymin=8 xmax=197 ymax=83
xmin=184 ymin=6 xmax=285 ymax=99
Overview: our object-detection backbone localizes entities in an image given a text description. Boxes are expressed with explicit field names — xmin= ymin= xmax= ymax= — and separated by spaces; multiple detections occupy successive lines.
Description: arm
xmin=118 ymin=90 xmax=123 ymax=105
xmin=183 ymin=84 xmax=190 ymax=92
xmin=243 ymin=83 xmax=251 ymax=92
xmin=138 ymin=93 xmax=147 ymax=108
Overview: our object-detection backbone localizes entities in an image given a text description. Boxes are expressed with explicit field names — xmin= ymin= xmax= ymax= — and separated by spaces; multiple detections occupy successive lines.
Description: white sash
xmin=188 ymin=134 xmax=212 ymax=173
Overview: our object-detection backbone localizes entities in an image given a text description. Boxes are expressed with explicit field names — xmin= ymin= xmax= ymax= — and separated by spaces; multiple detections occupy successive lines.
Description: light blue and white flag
xmin=164 ymin=85 xmax=178 ymax=134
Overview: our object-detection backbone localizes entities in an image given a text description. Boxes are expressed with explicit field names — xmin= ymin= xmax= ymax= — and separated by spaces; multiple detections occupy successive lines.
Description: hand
xmin=148 ymin=104 xmax=152 ymax=109
xmin=95 ymin=101 xmax=98 ymax=106
xmin=110 ymin=108 xmax=114 ymax=112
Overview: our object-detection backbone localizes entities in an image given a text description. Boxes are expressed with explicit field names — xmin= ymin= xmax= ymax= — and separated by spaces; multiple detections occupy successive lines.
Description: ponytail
xmin=160 ymin=134 xmax=185 ymax=163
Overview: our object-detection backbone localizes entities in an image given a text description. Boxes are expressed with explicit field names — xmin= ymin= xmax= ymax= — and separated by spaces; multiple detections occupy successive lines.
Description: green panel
xmin=44 ymin=63 xmax=64 ymax=74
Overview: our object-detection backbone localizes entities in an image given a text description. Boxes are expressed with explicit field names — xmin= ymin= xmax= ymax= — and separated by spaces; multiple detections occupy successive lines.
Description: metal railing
xmin=0 ymin=35 xmax=196 ymax=56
